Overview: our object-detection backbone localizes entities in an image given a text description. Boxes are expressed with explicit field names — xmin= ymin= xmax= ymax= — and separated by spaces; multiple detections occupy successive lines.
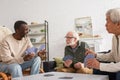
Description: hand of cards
xmin=39 ymin=44 xmax=45 ymax=51
xmin=25 ymin=44 xmax=45 ymax=55
xmin=25 ymin=47 xmax=38 ymax=55
xmin=84 ymin=54 xmax=95 ymax=67
xmin=63 ymin=55 xmax=73 ymax=61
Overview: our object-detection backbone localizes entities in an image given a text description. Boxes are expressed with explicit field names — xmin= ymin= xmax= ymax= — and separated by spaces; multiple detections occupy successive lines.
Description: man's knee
xmin=7 ymin=63 xmax=23 ymax=78
xmin=34 ymin=56 xmax=41 ymax=63
xmin=8 ymin=63 xmax=22 ymax=72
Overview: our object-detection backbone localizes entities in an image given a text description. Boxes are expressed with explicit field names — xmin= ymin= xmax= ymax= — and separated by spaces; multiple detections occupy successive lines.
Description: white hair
xmin=68 ymin=31 xmax=79 ymax=41
xmin=106 ymin=8 xmax=120 ymax=23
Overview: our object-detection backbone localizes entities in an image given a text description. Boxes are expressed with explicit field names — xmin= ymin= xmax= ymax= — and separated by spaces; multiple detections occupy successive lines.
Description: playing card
xmin=84 ymin=54 xmax=95 ymax=67
xmin=44 ymin=74 xmax=54 ymax=77
xmin=39 ymin=44 xmax=45 ymax=51
xmin=59 ymin=77 xmax=73 ymax=79
xmin=25 ymin=47 xmax=38 ymax=55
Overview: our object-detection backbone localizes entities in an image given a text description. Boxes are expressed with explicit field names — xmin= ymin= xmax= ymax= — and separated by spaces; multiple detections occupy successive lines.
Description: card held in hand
xmin=25 ymin=47 xmax=38 ymax=55
xmin=39 ymin=44 xmax=45 ymax=51
xmin=84 ymin=54 xmax=95 ymax=67
xmin=25 ymin=44 xmax=45 ymax=55
xmin=63 ymin=55 xmax=73 ymax=61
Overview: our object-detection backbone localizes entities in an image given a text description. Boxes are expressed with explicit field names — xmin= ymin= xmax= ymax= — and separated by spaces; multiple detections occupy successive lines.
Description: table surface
xmin=12 ymin=72 xmax=109 ymax=80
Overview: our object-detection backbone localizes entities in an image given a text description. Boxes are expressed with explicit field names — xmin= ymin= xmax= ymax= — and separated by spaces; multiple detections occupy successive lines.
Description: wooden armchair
xmin=0 ymin=72 xmax=11 ymax=80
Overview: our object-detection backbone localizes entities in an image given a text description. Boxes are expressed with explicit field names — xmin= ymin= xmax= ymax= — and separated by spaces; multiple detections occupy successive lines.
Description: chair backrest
xmin=0 ymin=26 xmax=12 ymax=60
xmin=0 ymin=26 xmax=12 ymax=44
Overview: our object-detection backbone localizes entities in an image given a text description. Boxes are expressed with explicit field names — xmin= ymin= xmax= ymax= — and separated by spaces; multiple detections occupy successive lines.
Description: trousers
xmin=93 ymin=69 xmax=120 ymax=80
xmin=0 ymin=56 xmax=41 ymax=78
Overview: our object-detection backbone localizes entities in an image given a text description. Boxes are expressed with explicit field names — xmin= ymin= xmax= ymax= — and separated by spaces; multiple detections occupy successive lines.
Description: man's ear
xmin=16 ymin=29 xmax=19 ymax=33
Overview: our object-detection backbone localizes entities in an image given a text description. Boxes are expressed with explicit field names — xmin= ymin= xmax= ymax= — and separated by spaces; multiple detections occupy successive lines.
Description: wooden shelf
xmin=28 ymin=21 xmax=49 ymax=61
xmin=28 ymin=24 xmax=45 ymax=28
xmin=28 ymin=33 xmax=45 ymax=36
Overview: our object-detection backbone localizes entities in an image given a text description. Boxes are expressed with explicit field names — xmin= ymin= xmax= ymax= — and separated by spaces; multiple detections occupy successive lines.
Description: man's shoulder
xmin=3 ymin=34 xmax=12 ymax=40
xmin=0 ymin=34 xmax=13 ymax=44
xmin=65 ymin=45 xmax=71 ymax=50
xmin=79 ymin=41 xmax=86 ymax=45
xmin=65 ymin=46 xmax=70 ymax=48
xmin=79 ymin=41 xmax=89 ymax=47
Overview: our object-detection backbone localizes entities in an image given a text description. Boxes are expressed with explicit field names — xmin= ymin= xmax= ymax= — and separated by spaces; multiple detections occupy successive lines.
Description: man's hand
xmin=24 ymin=53 xmax=35 ymax=61
xmin=74 ymin=62 xmax=83 ymax=69
xmin=64 ymin=59 xmax=72 ymax=68
xmin=86 ymin=58 xmax=100 ymax=69
xmin=38 ymin=49 xmax=46 ymax=57
xmin=85 ymin=48 xmax=97 ymax=57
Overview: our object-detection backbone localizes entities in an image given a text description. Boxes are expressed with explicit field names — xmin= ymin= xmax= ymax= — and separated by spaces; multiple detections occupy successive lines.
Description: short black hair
xmin=14 ymin=20 xmax=27 ymax=31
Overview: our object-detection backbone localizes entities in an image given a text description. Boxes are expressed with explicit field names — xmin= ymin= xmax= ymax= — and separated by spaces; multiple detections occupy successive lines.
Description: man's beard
xmin=66 ymin=40 xmax=76 ymax=46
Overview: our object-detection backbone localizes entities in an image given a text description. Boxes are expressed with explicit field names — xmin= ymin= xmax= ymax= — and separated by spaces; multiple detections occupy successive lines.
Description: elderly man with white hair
xmin=58 ymin=31 xmax=92 ymax=74
xmin=85 ymin=8 xmax=120 ymax=80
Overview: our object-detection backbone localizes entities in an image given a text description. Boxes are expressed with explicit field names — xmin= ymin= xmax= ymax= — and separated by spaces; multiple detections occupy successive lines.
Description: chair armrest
xmin=98 ymin=50 xmax=111 ymax=54
xmin=0 ymin=72 xmax=9 ymax=80
xmin=97 ymin=50 xmax=111 ymax=63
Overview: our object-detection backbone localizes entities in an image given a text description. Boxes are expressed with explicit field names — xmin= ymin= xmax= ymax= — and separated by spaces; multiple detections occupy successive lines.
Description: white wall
xmin=0 ymin=0 xmax=120 ymax=60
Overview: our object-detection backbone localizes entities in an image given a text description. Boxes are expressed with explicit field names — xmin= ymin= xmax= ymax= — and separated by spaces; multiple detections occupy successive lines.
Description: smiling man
xmin=0 ymin=20 xmax=44 ymax=78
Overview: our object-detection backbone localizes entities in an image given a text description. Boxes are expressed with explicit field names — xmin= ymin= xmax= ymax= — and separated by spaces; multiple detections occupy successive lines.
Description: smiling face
xmin=105 ymin=15 xmax=120 ymax=35
xmin=16 ymin=24 xmax=29 ymax=38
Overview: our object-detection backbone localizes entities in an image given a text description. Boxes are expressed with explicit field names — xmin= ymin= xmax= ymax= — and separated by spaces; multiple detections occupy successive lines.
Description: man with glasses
xmin=59 ymin=31 xmax=92 ymax=73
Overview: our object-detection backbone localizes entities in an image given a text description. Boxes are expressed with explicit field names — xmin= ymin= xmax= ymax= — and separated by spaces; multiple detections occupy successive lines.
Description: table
xmin=12 ymin=72 xmax=109 ymax=80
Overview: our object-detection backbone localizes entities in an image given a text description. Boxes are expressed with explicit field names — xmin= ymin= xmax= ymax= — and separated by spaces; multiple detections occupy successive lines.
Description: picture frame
xmin=75 ymin=17 xmax=93 ymax=38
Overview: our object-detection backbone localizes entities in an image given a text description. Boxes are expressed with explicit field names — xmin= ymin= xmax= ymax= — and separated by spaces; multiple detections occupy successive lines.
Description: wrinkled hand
xmin=24 ymin=53 xmax=35 ymax=61
xmin=86 ymin=58 xmax=100 ymax=69
xmin=74 ymin=62 xmax=83 ymax=69
xmin=85 ymin=48 xmax=96 ymax=56
xmin=64 ymin=59 xmax=72 ymax=68
xmin=38 ymin=49 xmax=46 ymax=57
